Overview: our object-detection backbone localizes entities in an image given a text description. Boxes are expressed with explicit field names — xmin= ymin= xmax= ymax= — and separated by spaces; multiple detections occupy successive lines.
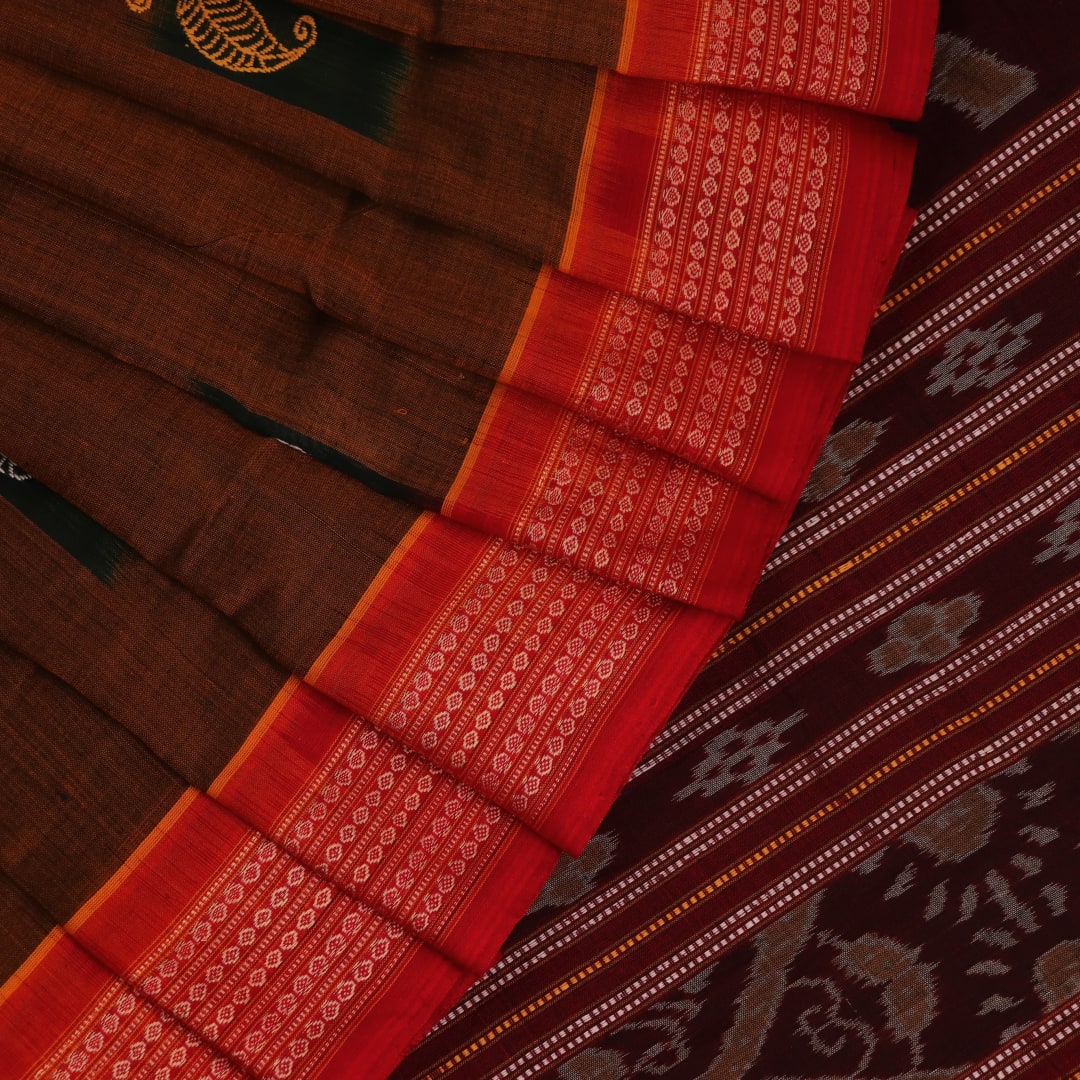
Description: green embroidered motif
xmin=124 ymin=0 xmax=410 ymax=141
xmin=125 ymin=0 xmax=317 ymax=73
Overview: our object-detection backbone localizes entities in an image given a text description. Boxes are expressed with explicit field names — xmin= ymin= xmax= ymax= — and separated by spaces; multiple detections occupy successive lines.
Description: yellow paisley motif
xmin=125 ymin=0 xmax=317 ymax=73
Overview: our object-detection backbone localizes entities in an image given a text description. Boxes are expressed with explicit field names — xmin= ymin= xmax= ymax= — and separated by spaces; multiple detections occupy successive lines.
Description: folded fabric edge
xmin=0 ymin=3 xmax=938 ymax=1076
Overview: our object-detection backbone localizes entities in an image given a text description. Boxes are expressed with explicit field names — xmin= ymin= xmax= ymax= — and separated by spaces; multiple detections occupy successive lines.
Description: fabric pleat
xmin=0 ymin=2 xmax=937 ymax=1078
xmin=393 ymin=19 xmax=1080 ymax=1071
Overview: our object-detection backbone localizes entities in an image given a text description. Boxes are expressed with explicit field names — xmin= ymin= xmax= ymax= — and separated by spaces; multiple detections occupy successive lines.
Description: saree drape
xmin=0 ymin=3 xmax=936 ymax=1078
xmin=399 ymin=6 xmax=1080 ymax=1074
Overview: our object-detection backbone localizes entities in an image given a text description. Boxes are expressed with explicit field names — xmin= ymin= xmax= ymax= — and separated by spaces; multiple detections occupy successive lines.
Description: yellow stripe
xmin=500 ymin=266 xmax=552 ymax=386
xmin=877 ymin=160 xmax=1080 ymax=315
xmin=559 ymin=70 xmax=609 ymax=273
xmin=208 ymin=675 xmax=302 ymax=798
xmin=67 ymin=787 xmax=199 ymax=933
xmin=0 ymin=927 xmax=63 ymax=1011
xmin=616 ymin=0 xmax=640 ymax=74
xmin=710 ymin=408 xmax=1079 ymax=661
xmin=441 ymin=384 xmax=508 ymax=518
xmin=423 ymin=642 xmax=1079 ymax=1077
xmin=305 ymin=514 xmax=430 ymax=684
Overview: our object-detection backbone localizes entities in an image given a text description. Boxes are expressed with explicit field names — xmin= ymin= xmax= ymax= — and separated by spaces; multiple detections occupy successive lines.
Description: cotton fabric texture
xmin=388 ymin=4 xmax=1080 ymax=1078
xmin=0 ymin=3 xmax=936 ymax=1078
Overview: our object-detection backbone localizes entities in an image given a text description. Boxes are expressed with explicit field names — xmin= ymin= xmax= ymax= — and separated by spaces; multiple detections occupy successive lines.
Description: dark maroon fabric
xmin=392 ymin=6 xmax=1080 ymax=1078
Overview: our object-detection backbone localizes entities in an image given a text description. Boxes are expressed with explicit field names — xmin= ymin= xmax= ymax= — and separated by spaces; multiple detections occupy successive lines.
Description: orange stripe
xmin=423 ymin=641 xmax=1079 ymax=1077
xmin=710 ymin=407 xmax=1080 ymax=660
xmin=500 ymin=266 xmax=551 ymax=386
xmin=559 ymin=70 xmax=609 ymax=273
xmin=0 ymin=927 xmax=63 ymax=1011
xmin=441 ymin=384 xmax=509 ymax=518
xmin=208 ymin=675 xmax=303 ymax=798
xmin=0 ymin=523 xmax=425 ymax=1005
xmin=305 ymin=514 xmax=431 ymax=685
xmin=877 ymin=160 xmax=1080 ymax=315
xmin=616 ymin=0 xmax=640 ymax=73
xmin=67 ymin=787 xmax=199 ymax=933
xmin=419 ymin=124 xmax=1080 ymax=1080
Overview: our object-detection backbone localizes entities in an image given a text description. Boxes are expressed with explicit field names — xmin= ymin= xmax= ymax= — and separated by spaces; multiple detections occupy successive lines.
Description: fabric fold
xmin=0 ymin=1 xmax=937 ymax=1076
xmin=0 ymin=52 xmax=863 ymax=493
xmin=0 ymin=500 xmax=559 ymax=974
xmin=0 ymin=3 xmax=918 ymax=351
xmin=290 ymin=0 xmax=939 ymax=119
xmin=0 ymin=309 xmax=728 ymax=853
xmin=0 ymin=177 xmax=811 ymax=610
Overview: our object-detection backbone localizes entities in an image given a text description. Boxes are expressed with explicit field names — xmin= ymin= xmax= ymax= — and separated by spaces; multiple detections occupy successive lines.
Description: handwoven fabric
xmin=0 ymin=3 xmax=936 ymax=1079
xmin=387 ymin=4 xmax=1080 ymax=1078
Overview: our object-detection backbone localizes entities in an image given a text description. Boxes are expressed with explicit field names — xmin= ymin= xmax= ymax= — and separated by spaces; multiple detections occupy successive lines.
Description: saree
xmin=0 ymin=2 xmax=936 ymax=1078
xmin=391 ymin=5 xmax=1080 ymax=1076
